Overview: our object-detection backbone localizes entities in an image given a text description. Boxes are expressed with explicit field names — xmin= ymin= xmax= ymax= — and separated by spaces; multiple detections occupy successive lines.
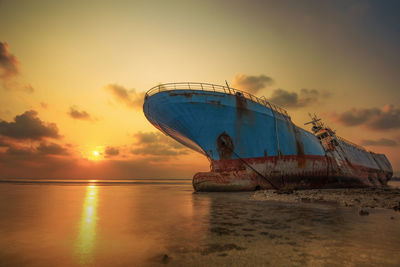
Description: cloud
xmin=68 ymin=106 xmax=93 ymax=121
xmin=360 ymin=138 xmax=398 ymax=147
xmin=0 ymin=148 xmax=78 ymax=179
xmin=0 ymin=42 xmax=35 ymax=94
xmin=332 ymin=104 xmax=400 ymax=130
xmin=105 ymin=84 xmax=145 ymax=109
xmin=0 ymin=137 xmax=8 ymax=147
xmin=0 ymin=129 xmax=205 ymax=179
xmin=332 ymin=108 xmax=379 ymax=126
xmin=230 ymin=73 xmax=329 ymax=108
xmin=132 ymin=131 xmax=189 ymax=157
xmin=231 ymin=74 xmax=273 ymax=94
xmin=1 ymin=81 xmax=35 ymax=93
xmin=105 ymin=146 xmax=119 ymax=157
xmin=268 ymin=88 xmax=327 ymax=108
xmin=0 ymin=152 xmax=203 ymax=179
xmin=134 ymin=131 xmax=159 ymax=144
xmin=0 ymin=134 xmax=204 ymax=179
xmin=5 ymin=145 xmax=35 ymax=156
xmin=0 ymin=110 xmax=60 ymax=140
xmin=23 ymin=84 xmax=35 ymax=93
xmin=0 ymin=42 xmax=19 ymax=81
xmin=3 ymin=141 xmax=69 ymax=157
xmin=40 ymin=102 xmax=48 ymax=109
xmin=36 ymin=142 xmax=69 ymax=155
xmin=268 ymin=89 xmax=297 ymax=107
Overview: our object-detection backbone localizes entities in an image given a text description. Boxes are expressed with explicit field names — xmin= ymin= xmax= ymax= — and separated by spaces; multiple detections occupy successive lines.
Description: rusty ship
xmin=143 ymin=82 xmax=393 ymax=191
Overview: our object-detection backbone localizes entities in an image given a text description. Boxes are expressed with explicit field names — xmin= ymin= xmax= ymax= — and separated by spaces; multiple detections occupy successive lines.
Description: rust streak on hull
xmin=193 ymin=155 xmax=392 ymax=192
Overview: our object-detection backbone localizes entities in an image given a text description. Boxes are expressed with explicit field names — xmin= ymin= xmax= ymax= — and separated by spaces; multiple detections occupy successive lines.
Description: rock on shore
xmin=252 ymin=187 xmax=400 ymax=210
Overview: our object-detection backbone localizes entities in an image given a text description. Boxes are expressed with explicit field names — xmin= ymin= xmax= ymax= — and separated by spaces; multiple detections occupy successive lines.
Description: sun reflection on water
xmin=75 ymin=183 xmax=98 ymax=264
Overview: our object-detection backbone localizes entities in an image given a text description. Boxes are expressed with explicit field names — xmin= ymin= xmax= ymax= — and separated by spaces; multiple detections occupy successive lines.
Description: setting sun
xmin=87 ymin=150 xmax=103 ymax=161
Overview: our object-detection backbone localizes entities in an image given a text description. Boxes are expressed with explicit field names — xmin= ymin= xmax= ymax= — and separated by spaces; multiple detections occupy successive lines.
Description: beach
xmin=253 ymin=182 xmax=400 ymax=211
xmin=1 ymin=179 xmax=400 ymax=266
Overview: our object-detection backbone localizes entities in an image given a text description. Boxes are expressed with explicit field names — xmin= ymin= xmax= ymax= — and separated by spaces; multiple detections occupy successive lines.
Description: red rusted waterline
xmin=193 ymin=156 xmax=392 ymax=191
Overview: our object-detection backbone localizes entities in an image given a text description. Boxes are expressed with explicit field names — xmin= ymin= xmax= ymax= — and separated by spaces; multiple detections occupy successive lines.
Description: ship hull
xmin=194 ymin=155 xmax=390 ymax=191
xmin=143 ymin=88 xmax=393 ymax=191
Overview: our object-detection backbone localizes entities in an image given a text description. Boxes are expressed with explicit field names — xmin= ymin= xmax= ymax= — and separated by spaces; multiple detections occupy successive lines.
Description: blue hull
xmin=144 ymin=90 xmax=325 ymax=159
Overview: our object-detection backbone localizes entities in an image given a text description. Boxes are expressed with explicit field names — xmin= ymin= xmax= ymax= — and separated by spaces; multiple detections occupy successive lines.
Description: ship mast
xmin=304 ymin=113 xmax=324 ymax=134
xmin=305 ymin=113 xmax=341 ymax=151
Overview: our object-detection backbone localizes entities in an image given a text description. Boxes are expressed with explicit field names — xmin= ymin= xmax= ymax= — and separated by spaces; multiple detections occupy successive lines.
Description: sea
xmin=1 ymin=179 xmax=399 ymax=266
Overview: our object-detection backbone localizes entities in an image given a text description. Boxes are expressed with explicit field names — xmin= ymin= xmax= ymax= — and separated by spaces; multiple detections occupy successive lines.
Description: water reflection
xmin=1 ymin=181 xmax=399 ymax=266
xmin=75 ymin=184 xmax=98 ymax=264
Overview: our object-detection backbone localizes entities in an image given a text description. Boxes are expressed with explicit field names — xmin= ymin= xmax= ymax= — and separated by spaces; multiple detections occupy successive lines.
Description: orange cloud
xmin=0 ymin=148 xmax=202 ymax=179
xmin=231 ymin=74 xmax=273 ymax=94
xmin=268 ymin=88 xmax=330 ymax=108
xmin=0 ymin=110 xmax=60 ymax=140
xmin=68 ymin=106 xmax=94 ymax=121
xmin=0 ymin=114 xmax=206 ymax=179
xmin=0 ymin=42 xmax=19 ymax=81
xmin=131 ymin=131 xmax=189 ymax=157
xmin=4 ymin=141 xmax=69 ymax=156
xmin=40 ymin=102 xmax=49 ymax=109
xmin=331 ymin=104 xmax=400 ymax=130
xmin=360 ymin=138 xmax=398 ymax=147
xmin=105 ymin=146 xmax=119 ymax=157
xmin=105 ymin=84 xmax=145 ymax=109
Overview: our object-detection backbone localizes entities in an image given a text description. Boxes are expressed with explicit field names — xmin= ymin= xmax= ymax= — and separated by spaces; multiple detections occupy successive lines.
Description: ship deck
xmin=145 ymin=82 xmax=290 ymax=118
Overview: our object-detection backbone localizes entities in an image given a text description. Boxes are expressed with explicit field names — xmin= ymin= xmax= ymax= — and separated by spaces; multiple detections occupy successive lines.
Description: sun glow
xmin=86 ymin=148 xmax=104 ymax=161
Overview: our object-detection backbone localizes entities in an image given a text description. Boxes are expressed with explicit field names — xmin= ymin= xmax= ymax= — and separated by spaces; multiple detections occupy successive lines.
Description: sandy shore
xmin=252 ymin=187 xmax=400 ymax=211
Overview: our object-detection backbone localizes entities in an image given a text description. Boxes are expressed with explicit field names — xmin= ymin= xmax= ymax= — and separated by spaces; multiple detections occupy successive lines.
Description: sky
xmin=0 ymin=0 xmax=399 ymax=178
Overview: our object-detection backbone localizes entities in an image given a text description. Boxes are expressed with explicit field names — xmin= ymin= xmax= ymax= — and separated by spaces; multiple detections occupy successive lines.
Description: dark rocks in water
xmin=210 ymin=227 xmax=235 ymax=236
xmin=200 ymin=243 xmax=246 ymax=255
xmin=300 ymin=197 xmax=311 ymax=203
xmin=162 ymin=254 xmax=171 ymax=264
xmin=276 ymin=188 xmax=294 ymax=194
xmin=218 ymin=221 xmax=244 ymax=227
xmin=259 ymin=231 xmax=282 ymax=239
xmin=253 ymin=187 xmax=400 ymax=210
xmin=267 ymin=233 xmax=282 ymax=239
xmin=359 ymin=209 xmax=369 ymax=216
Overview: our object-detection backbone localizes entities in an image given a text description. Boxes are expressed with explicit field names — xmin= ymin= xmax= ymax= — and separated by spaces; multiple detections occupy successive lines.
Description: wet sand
xmin=253 ymin=186 xmax=400 ymax=211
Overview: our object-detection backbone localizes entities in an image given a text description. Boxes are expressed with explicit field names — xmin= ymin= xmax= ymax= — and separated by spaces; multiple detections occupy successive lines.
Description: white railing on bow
xmin=145 ymin=82 xmax=290 ymax=118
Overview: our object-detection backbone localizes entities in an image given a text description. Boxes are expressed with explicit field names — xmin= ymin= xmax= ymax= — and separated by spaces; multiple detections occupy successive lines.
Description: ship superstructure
xmin=143 ymin=82 xmax=392 ymax=191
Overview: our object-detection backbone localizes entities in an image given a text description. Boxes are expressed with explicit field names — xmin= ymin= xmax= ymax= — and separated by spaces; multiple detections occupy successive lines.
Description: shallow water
xmin=1 ymin=179 xmax=399 ymax=266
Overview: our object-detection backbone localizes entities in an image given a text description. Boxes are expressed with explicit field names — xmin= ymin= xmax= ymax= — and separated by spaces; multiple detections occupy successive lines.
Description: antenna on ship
xmin=304 ymin=113 xmax=324 ymax=134
xmin=225 ymin=80 xmax=232 ymax=94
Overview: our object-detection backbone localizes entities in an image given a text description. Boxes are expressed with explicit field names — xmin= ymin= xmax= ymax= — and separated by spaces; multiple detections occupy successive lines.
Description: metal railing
xmin=145 ymin=82 xmax=290 ymax=117
xmin=337 ymin=135 xmax=368 ymax=152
